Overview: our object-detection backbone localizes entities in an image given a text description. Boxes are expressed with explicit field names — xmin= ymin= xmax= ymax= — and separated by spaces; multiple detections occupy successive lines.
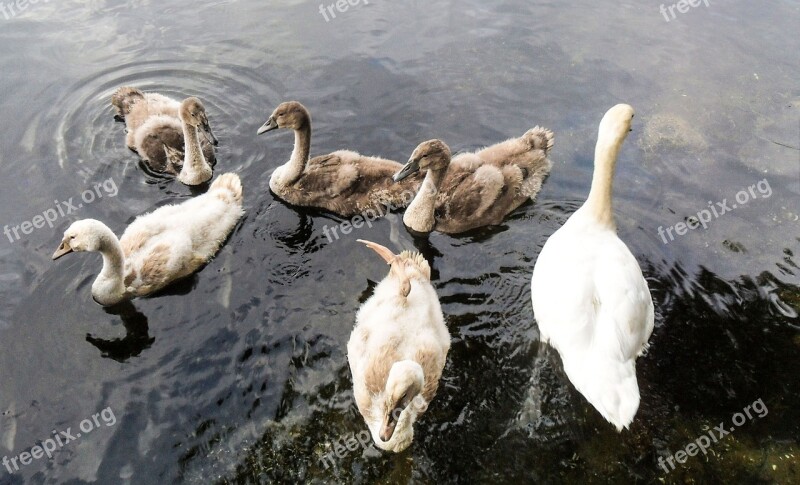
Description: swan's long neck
xmin=92 ymin=228 xmax=127 ymax=305
xmin=283 ymin=123 xmax=311 ymax=185
xmin=583 ymin=135 xmax=622 ymax=228
xmin=179 ymin=122 xmax=212 ymax=184
xmin=403 ymin=168 xmax=445 ymax=233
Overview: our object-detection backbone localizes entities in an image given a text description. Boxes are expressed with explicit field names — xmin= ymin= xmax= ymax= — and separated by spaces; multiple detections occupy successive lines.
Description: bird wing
xmin=298 ymin=153 xmax=356 ymax=197
xmin=591 ymin=235 xmax=655 ymax=360
xmin=414 ymin=343 xmax=447 ymax=403
xmin=437 ymin=161 xmax=505 ymax=220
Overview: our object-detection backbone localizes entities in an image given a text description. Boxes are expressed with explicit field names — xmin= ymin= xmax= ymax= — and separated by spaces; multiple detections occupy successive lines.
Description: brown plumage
xmin=137 ymin=118 xmax=217 ymax=175
xmin=394 ymin=134 xmax=553 ymax=234
xmin=112 ymin=87 xmax=179 ymax=148
xmin=257 ymin=101 xmax=424 ymax=217
xmin=476 ymin=126 xmax=554 ymax=168
xmin=112 ymin=87 xmax=217 ymax=181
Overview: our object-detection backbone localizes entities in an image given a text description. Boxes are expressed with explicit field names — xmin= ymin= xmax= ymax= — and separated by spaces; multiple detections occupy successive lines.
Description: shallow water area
xmin=0 ymin=0 xmax=798 ymax=483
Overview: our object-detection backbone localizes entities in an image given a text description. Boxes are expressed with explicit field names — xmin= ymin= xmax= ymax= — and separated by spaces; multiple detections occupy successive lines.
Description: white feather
xmin=347 ymin=243 xmax=450 ymax=452
xmin=531 ymin=105 xmax=654 ymax=431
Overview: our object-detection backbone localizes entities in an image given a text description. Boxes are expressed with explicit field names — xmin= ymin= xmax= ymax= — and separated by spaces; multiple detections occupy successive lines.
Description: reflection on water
xmin=86 ymin=302 xmax=154 ymax=363
xmin=0 ymin=0 xmax=798 ymax=483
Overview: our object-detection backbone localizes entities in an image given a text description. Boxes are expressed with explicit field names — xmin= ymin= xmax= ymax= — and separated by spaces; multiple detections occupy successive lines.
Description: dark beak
xmin=201 ymin=120 xmax=219 ymax=146
xmin=379 ymin=404 xmax=405 ymax=442
xmin=200 ymin=116 xmax=219 ymax=146
xmin=52 ymin=240 xmax=74 ymax=260
xmin=393 ymin=158 xmax=421 ymax=182
xmin=257 ymin=117 xmax=278 ymax=135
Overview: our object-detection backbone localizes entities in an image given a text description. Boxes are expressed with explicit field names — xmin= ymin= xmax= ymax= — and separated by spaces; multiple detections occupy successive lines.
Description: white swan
xmin=347 ymin=240 xmax=450 ymax=452
xmin=52 ymin=174 xmax=244 ymax=306
xmin=530 ymin=104 xmax=654 ymax=431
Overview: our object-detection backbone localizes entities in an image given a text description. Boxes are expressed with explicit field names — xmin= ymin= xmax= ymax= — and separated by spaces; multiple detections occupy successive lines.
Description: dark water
xmin=0 ymin=0 xmax=798 ymax=483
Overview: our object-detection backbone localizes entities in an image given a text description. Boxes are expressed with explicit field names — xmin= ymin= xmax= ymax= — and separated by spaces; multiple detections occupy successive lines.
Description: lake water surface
xmin=0 ymin=0 xmax=798 ymax=483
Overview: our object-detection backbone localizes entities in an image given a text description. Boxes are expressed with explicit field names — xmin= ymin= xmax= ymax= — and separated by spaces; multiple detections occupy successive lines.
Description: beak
xmin=52 ymin=240 xmax=74 ymax=260
xmin=201 ymin=120 xmax=219 ymax=146
xmin=393 ymin=158 xmax=421 ymax=182
xmin=257 ymin=117 xmax=278 ymax=135
xmin=379 ymin=405 xmax=404 ymax=442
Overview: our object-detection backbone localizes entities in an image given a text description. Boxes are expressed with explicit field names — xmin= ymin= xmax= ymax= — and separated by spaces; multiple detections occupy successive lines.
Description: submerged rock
xmin=641 ymin=113 xmax=709 ymax=153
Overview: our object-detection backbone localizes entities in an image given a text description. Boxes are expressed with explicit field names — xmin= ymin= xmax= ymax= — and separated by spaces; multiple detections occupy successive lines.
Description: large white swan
xmin=530 ymin=104 xmax=654 ymax=431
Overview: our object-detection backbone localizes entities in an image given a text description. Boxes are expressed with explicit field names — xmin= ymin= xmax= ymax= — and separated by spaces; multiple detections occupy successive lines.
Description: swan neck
xmin=284 ymin=123 xmax=311 ymax=184
xmin=584 ymin=137 xmax=621 ymax=226
xmin=99 ymin=238 xmax=125 ymax=280
xmin=93 ymin=229 xmax=126 ymax=301
xmin=180 ymin=122 xmax=210 ymax=181
xmin=404 ymin=168 xmax=444 ymax=232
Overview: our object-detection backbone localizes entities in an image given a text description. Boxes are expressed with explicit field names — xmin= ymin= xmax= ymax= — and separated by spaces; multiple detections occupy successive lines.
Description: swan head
xmin=372 ymin=361 xmax=426 ymax=452
xmin=257 ymin=101 xmax=310 ymax=134
xmin=393 ymin=139 xmax=451 ymax=182
xmin=598 ymin=104 xmax=635 ymax=146
xmin=180 ymin=97 xmax=218 ymax=146
xmin=52 ymin=219 xmax=112 ymax=260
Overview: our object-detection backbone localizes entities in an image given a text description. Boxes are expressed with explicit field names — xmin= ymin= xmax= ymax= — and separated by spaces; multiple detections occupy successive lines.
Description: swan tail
xmin=515 ymin=127 xmax=554 ymax=199
xmin=523 ymin=126 xmax=554 ymax=155
xmin=565 ymin=355 xmax=641 ymax=432
xmin=209 ymin=173 xmax=243 ymax=205
xmin=111 ymin=87 xmax=145 ymax=117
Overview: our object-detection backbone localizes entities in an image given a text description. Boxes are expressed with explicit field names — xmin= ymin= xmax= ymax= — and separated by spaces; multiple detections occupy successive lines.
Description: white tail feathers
xmin=210 ymin=173 xmax=243 ymax=205
xmin=564 ymin=355 xmax=641 ymax=431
